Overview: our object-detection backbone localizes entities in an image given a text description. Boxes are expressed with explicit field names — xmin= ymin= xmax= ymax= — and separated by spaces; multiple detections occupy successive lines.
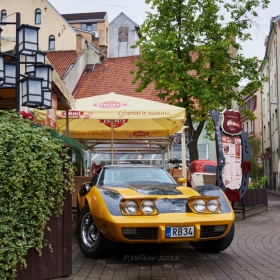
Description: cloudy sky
xmin=49 ymin=0 xmax=279 ymax=60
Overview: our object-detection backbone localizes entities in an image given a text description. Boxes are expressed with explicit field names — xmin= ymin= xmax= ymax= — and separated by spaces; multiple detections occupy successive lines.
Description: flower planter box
xmin=15 ymin=192 xmax=72 ymax=280
xmin=256 ymin=188 xmax=268 ymax=205
xmin=242 ymin=189 xmax=257 ymax=206
xmin=237 ymin=188 xmax=268 ymax=207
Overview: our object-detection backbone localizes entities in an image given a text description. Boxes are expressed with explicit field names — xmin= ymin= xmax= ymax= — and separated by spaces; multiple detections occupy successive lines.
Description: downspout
xmin=273 ymin=22 xmax=280 ymax=193
xmin=265 ymin=54 xmax=272 ymax=189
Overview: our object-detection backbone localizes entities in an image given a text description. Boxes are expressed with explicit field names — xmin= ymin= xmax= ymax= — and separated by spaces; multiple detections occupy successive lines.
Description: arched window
xmin=35 ymin=9 xmax=41 ymax=24
xmin=48 ymin=35 xmax=55 ymax=50
xmin=1 ymin=10 xmax=7 ymax=25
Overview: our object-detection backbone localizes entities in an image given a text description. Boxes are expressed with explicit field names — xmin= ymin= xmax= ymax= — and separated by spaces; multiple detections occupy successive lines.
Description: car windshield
xmin=97 ymin=167 xmax=176 ymax=186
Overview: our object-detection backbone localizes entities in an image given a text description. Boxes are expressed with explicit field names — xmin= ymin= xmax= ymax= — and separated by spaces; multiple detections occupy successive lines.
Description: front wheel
xmin=189 ymin=223 xmax=235 ymax=253
xmin=77 ymin=204 xmax=111 ymax=258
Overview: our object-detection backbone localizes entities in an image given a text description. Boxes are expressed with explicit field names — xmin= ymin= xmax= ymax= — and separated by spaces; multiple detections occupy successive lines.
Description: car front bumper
xmin=94 ymin=212 xmax=235 ymax=243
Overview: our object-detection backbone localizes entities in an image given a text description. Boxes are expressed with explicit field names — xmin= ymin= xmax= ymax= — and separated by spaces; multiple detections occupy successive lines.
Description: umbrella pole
xmin=111 ymin=120 xmax=114 ymax=165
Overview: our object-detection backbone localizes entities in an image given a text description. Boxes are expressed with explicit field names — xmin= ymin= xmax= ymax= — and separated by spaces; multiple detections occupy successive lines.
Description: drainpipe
xmin=273 ymin=22 xmax=280 ymax=193
xmin=265 ymin=53 xmax=272 ymax=190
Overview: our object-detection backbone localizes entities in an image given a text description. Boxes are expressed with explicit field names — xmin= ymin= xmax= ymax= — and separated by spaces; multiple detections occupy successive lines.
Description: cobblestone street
xmin=56 ymin=193 xmax=280 ymax=280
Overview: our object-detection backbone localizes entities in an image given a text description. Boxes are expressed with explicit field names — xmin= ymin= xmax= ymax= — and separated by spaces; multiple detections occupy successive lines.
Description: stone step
xmin=233 ymin=204 xmax=268 ymax=221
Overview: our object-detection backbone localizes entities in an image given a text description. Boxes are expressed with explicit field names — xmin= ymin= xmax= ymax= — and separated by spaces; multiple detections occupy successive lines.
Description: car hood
xmin=102 ymin=182 xmax=182 ymax=196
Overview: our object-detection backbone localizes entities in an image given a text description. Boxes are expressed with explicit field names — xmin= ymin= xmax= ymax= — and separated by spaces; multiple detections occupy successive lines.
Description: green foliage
xmin=248 ymin=136 xmax=262 ymax=182
xmin=131 ymin=0 xmax=269 ymax=160
xmin=0 ymin=110 xmax=76 ymax=280
xmin=248 ymin=175 xmax=268 ymax=189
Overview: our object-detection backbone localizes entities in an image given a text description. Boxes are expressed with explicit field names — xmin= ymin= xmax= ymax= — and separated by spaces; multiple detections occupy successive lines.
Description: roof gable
xmin=109 ymin=12 xmax=139 ymax=27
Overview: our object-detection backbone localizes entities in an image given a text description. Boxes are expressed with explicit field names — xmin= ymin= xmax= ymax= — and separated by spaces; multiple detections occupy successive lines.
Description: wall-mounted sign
xmin=221 ymin=109 xmax=242 ymax=136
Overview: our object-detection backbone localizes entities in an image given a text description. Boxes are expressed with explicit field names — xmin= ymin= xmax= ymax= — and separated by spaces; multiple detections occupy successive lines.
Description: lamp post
xmin=0 ymin=12 xmax=53 ymax=111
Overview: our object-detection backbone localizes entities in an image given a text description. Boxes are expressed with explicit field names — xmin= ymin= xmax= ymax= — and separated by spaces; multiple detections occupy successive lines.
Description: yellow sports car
xmin=76 ymin=164 xmax=235 ymax=258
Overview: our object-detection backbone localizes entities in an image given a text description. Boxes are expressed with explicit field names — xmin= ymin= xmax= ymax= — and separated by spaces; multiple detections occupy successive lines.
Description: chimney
xmin=76 ymin=34 xmax=84 ymax=56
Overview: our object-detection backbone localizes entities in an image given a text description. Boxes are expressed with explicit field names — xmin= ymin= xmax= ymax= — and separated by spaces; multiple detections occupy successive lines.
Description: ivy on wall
xmin=0 ymin=110 xmax=76 ymax=280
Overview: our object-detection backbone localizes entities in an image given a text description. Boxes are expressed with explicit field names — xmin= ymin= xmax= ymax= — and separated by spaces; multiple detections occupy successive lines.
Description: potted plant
xmin=0 ymin=110 xmax=82 ymax=280
xmin=245 ymin=175 xmax=268 ymax=206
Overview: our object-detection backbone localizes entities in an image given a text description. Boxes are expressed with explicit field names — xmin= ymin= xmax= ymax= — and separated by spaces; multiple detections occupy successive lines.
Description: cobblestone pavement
xmin=56 ymin=193 xmax=280 ymax=280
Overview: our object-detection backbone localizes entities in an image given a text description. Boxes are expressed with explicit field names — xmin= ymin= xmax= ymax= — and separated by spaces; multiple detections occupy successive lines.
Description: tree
xmin=132 ymin=0 xmax=269 ymax=161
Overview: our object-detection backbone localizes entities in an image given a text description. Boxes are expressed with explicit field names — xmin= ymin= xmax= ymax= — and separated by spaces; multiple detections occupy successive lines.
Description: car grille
xmin=122 ymin=227 xmax=158 ymax=240
xmin=200 ymin=225 xmax=227 ymax=238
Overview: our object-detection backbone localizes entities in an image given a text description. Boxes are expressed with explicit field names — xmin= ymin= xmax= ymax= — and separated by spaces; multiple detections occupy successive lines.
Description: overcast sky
xmin=49 ymin=0 xmax=279 ymax=60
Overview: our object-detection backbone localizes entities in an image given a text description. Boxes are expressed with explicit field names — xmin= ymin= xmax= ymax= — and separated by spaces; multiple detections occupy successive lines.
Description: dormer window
xmin=81 ymin=23 xmax=97 ymax=32
xmin=1 ymin=10 xmax=7 ymax=25
xmin=35 ymin=9 xmax=41 ymax=24
xmin=49 ymin=35 xmax=55 ymax=50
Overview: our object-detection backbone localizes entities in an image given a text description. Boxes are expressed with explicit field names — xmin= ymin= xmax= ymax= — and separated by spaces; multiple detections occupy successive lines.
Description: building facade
xmin=259 ymin=15 xmax=280 ymax=194
xmin=109 ymin=12 xmax=140 ymax=58
xmin=62 ymin=12 xmax=109 ymax=57
xmin=0 ymin=0 xmax=102 ymax=109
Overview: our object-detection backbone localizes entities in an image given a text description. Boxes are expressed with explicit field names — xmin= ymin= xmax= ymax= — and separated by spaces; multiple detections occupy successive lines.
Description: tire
xmin=189 ymin=223 xmax=235 ymax=253
xmin=77 ymin=204 xmax=112 ymax=258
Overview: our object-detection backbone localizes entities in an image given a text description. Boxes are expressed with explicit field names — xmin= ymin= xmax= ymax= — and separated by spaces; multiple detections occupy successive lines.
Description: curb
xmin=233 ymin=204 xmax=268 ymax=221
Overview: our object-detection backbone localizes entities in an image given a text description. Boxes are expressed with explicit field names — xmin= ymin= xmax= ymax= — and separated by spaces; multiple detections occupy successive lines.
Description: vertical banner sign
xmin=46 ymin=93 xmax=57 ymax=128
xmin=221 ymin=134 xmax=242 ymax=190
xmin=212 ymin=109 xmax=251 ymax=201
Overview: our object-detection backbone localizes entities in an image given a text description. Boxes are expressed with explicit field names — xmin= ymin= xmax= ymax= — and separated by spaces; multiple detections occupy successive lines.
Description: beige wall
xmin=67 ymin=16 xmax=109 ymax=55
xmin=1 ymin=0 xmax=77 ymax=51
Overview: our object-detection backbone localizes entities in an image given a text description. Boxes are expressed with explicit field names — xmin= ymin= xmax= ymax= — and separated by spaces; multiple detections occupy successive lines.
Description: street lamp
xmin=0 ymin=12 xmax=53 ymax=111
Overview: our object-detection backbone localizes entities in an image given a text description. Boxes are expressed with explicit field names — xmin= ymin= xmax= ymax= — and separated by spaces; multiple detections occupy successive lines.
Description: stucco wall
xmin=63 ymin=45 xmax=100 ymax=94
xmin=1 ymin=0 xmax=77 ymax=51
xmin=109 ymin=14 xmax=140 ymax=58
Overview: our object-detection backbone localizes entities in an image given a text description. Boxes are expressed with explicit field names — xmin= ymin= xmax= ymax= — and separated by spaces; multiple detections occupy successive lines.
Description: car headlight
xmin=124 ymin=200 xmax=138 ymax=215
xmin=141 ymin=200 xmax=155 ymax=215
xmin=207 ymin=199 xmax=220 ymax=213
xmin=194 ymin=199 xmax=206 ymax=213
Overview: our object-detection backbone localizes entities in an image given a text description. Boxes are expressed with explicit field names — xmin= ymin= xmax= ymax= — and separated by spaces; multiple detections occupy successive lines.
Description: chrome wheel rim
xmin=81 ymin=211 xmax=99 ymax=248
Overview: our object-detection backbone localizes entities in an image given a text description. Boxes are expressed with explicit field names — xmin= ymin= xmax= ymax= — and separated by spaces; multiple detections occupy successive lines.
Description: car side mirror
xmin=178 ymin=177 xmax=187 ymax=185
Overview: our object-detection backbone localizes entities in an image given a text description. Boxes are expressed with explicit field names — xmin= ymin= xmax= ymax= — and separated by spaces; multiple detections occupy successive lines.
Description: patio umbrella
xmin=56 ymin=92 xmax=186 ymax=164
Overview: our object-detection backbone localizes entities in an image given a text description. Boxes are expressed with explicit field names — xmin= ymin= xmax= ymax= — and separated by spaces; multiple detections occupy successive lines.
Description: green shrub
xmin=0 ymin=110 xmax=75 ymax=280
xmin=249 ymin=175 xmax=268 ymax=189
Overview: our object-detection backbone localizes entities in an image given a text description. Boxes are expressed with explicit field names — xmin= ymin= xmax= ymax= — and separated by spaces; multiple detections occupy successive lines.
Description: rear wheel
xmin=189 ymin=223 xmax=235 ymax=253
xmin=77 ymin=204 xmax=112 ymax=258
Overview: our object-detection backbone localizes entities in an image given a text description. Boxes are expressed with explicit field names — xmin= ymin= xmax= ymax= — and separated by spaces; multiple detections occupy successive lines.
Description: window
xmin=35 ymin=9 xmax=41 ymax=24
xmin=118 ymin=27 xmax=128 ymax=42
xmin=48 ymin=35 xmax=55 ymax=50
xmin=250 ymin=120 xmax=253 ymax=133
xmin=81 ymin=23 xmax=97 ymax=32
xmin=1 ymin=10 xmax=7 ymax=25
xmin=245 ymin=96 xmax=256 ymax=111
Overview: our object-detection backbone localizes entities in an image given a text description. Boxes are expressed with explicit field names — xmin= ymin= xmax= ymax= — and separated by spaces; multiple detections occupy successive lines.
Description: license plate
xmin=166 ymin=226 xmax=194 ymax=238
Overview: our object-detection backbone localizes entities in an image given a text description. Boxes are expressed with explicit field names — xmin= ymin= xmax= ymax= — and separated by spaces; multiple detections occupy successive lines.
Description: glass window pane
xmin=1 ymin=10 xmax=7 ymax=25
xmin=49 ymin=36 xmax=55 ymax=50
xmin=92 ymin=23 xmax=97 ymax=31
xmin=35 ymin=9 xmax=41 ymax=24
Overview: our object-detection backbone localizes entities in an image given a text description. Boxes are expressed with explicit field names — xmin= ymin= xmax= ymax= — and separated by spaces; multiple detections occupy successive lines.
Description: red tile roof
xmin=46 ymin=51 xmax=78 ymax=78
xmin=73 ymin=56 xmax=163 ymax=102
xmin=62 ymin=12 xmax=107 ymax=21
